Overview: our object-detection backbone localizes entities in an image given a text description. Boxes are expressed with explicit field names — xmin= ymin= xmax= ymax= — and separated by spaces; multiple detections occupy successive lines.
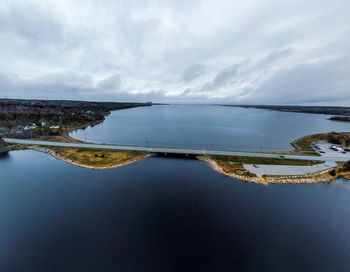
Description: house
xmin=24 ymin=124 xmax=37 ymax=130
xmin=49 ymin=125 xmax=60 ymax=129
xmin=16 ymin=126 xmax=25 ymax=134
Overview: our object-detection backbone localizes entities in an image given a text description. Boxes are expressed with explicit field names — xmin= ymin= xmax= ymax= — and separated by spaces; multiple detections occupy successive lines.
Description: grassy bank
xmin=201 ymin=155 xmax=327 ymax=184
xmin=293 ymin=132 xmax=350 ymax=152
xmin=209 ymin=154 xmax=321 ymax=167
xmin=37 ymin=146 xmax=149 ymax=169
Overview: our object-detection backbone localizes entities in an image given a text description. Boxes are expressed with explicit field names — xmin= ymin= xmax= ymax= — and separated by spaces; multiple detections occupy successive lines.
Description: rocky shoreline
xmin=198 ymin=156 xmax=345 ymax=184
xmin=197 ymin=156 xmax=262 ymax=183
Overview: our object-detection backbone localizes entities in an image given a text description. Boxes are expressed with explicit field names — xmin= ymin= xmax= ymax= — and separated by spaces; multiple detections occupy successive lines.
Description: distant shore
xmin=221 ymin=104 xmax=350 ymax=116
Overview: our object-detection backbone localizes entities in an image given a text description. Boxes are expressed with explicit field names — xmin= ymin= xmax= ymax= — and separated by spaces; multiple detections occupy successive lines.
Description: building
xmin=49 ymin=125 xmax=60 ymax=129
xmin=16 ymin=126 xmax=25 ymax=134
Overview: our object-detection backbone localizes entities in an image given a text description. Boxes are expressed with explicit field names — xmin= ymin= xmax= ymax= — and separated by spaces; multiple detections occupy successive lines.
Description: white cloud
xmin=0 ymin=0 xmax=349 ymax=104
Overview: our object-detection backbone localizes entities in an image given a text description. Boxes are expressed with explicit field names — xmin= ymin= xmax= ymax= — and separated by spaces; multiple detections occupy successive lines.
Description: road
xmin=3 ymin=138 xmax=350 ymax=162
xmin=244 ymin=162 xmax=337 ymax=176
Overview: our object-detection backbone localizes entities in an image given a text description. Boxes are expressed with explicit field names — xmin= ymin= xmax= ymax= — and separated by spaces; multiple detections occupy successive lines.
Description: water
xmin=70 ymin=105 xmax=350 ymax=151
xmin=2 ymin=105 xmax=350 ymax=271
xmin=1 ymin=150 xmax=350 ymax=271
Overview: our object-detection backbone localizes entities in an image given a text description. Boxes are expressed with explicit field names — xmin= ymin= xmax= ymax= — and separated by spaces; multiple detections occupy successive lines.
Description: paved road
xmin=3 ymin=138 xmax=350 ymax=162
xmin=244 ymin=162 xmax=337 ymax=176
xmin=315 ymin=142 xmax=350 ymax=159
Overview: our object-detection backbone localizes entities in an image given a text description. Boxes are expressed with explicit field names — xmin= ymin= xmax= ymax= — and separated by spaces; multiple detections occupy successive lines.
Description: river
xmin=1 ymin=105 xmax=350 ymax=271
xmin=71 ymin=105 xmax=350 ymax=150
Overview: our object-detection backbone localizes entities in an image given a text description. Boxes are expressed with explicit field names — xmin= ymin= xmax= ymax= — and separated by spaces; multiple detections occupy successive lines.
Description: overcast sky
xmin=0 ymin=0 xmax=349 ymax=104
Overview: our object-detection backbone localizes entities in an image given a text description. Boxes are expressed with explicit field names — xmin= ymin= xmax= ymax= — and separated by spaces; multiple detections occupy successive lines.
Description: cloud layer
xmin=0 ymin=0 xmax=349 ymax=104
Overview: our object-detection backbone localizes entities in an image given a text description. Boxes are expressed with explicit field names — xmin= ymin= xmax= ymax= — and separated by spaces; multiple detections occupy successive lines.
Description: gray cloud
xmin=252 ymin=57 xmax=350 ymax=104
xmin=254 ymin=47 xmax=294 ymax=70
xmin=181 ymin=64 xmax=206 ymax=83
xmin=0 ymin=2 xmax=63 ymax=44
xmin=212 ymin=63 xmax=242 ymax=88
xmin=99 ymin=74 xmax=122 ymax=90
xmin=0 ymin=0 xmax=349 ymax=104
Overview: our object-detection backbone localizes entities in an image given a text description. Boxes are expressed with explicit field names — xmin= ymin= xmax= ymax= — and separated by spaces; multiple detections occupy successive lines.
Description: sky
xmin=0 ymin=0 xmax=350 ymax=105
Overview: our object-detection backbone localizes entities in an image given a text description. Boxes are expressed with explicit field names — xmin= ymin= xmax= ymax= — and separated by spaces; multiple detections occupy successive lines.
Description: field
xmin=209 ymin=154 xmax=321 ymax=167
xmin=47 ymin=146 xmax=148 ymax=168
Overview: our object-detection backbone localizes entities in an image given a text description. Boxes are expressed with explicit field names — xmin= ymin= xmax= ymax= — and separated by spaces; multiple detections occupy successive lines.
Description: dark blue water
xmin=70 ymin=105 xmax=350 ymax=150
xmin=1 ymin=150 xmax=350 ymax=271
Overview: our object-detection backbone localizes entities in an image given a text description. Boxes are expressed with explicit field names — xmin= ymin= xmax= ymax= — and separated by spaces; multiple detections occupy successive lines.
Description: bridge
xmin=0 ymin=144 xmax=20 ymax=154
xmin=2 ymin=138 xmax=350 ymax=162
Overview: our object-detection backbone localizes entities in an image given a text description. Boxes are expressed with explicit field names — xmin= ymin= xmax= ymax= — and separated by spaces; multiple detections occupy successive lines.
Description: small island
xmin=329 ymin=116 xmax=350 ymax=122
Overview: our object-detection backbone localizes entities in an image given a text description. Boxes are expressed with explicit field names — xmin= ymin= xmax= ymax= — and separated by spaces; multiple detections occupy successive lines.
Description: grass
xmin=209 ymin=155 xmax=321 ymax=166
xmin=48 ymin=147 xmax=148 ymax=168
xmin=207 ymin=154 xmax=322 ymax=177
xmin=294 ymin=132 xmax=350 ymax=152
xmin=294 ymin=133 xmax=328 ymax=151
xmin=37 ymin=135 xmax=81 ymax=143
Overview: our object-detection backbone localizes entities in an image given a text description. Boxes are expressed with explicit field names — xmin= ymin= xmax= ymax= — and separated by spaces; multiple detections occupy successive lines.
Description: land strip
xmin=222 ymin=104 xmax=350 ymax=116
xmin=4 ymin=138 xmax=348 ymax=162
xmin=202 ymin=155 xmax=350 ymax=184
xmin=4 ymin=136 xmax=350 ymax=183
xmin=28 ymin=146 xmax=150 ymax=170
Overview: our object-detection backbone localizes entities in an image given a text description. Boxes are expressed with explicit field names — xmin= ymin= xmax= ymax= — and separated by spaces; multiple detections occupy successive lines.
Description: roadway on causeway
xmin=3 ymin=138 xmax=350 ymax=162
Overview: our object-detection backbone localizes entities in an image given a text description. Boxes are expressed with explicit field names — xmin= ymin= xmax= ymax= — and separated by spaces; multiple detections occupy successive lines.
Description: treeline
xmin=0 ymin=111 xmax=106 ymax=127
xmin=222 ymin=105 xmax=350 ymax=116
xmin=329 ymin=116 xmax=350 ymax=122
xmin=0 ymin=99 xmax=152 ymax=128
xmin=327 ymin=133 xmax=350 ymax=146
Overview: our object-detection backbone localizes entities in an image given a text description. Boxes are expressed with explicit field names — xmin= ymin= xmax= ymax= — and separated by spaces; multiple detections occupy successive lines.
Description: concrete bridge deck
xmin=3 ymin=138 xmax=350 ymax=162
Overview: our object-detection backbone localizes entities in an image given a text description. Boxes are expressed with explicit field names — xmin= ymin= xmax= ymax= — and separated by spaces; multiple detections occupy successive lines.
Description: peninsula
xmin=0 ymin=99 xmax=152 ymax=168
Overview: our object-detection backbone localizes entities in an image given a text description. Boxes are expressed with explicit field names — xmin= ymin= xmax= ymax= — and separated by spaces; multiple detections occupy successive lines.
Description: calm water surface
xmin=71 ymin=105 xmax=350 ymax=150
xmin=2 ymin=106 xmax=350 ymax=271
xmin=1 ymin=150 xmax=350 ymax=271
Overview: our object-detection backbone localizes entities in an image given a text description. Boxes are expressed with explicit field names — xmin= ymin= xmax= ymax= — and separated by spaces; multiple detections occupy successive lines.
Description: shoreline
xmin=197 ymin=156 xmax=262 ymax=183
xmin=2 ymin=113 xmax=349 ymax=183
xmin=198 ymin=155 xmax=346 ymax=184
xmin=4 ymin=140 xmax=349 ymax=184
xmin=63 ymin=114 xmax=110 ymax=142
xmin=27 ymin=146 xmax=152 ymax=170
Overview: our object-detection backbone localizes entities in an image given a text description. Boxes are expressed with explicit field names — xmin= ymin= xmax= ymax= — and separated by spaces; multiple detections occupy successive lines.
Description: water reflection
xmin=0 ymin=150 xmax=350 ymax=271
xmin=0 ymin=151 xmax=10 ymax=160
